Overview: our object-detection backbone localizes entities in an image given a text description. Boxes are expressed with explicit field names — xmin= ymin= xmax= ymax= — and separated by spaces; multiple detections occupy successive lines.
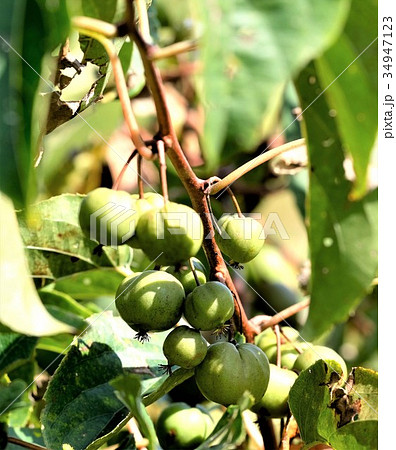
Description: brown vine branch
xmin=7 ymin=437 xmax=47 ymax=450
xmin=250 ymin=298 xmax=311 ymax=332
xmin=126 ymin=3 xmax=257 ymax=342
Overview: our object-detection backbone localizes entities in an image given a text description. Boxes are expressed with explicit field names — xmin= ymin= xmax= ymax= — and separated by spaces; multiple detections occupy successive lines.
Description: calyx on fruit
xmin=156 ymin=402 xmax=213 ymax=449
xmin=162 ymin=325 xmax=208 ymax=370
xmin=115 ymin=270 xmax=185 ymax=338
xmin=162 ymin=258 xmax=207 ymax=295
xmin=194 ymin=341 xmax=270 ymax=406
xmin=253 ymin=364 xmax=298 ymax=418
xmin=135 ymin=201 xmax=204 ymax=265
xmin=183 ymin=281 xmax=234 ymax=331
xmin=79 ymin=187 xmax=136 ymax=246
xmin=215 ymin=213 xmax=265 ymax=264
xmin=293 ymin=345 xmax=348 ymax=379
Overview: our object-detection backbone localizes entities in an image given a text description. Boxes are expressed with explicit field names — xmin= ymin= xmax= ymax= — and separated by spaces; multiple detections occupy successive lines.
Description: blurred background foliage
xmin=0 ymin=0 xmax=377 ymax=447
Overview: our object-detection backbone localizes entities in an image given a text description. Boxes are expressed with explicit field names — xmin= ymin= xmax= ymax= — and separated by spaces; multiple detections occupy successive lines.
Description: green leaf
xmin=83 ymin=312 xmax=168 ymax=374
xmin=110 ymin=374 xmax=159 ymax=450
xmin=40 ymin=100 xmax=124 ymax=194
xmin=196 ymin=405 xmax=244 ymax=449
xmin=17 ymin=194 xmax=133 ymax=279
xmin=54 ymin=268 xmax=125 ymax=300
xmin=289 ymin=361 xmax=378 ymax=449
xmin=82 ymin=0 xmax=126 ymax=23
xmin=289 ymin=360 xmax=336 ymax=446
xmin=142 ymin=368 xmax=194 ymax=406
xmin=349 ymin=367 xmax=378 ymax=421
xmin=327 ymin=420 xmax=378 ymax=450
xmin=315 ymin=0 xmax=378 ymax=199
xmin=36 ymin=334 xmax=74 ymax=354
xmin=0 ymin=194 xmax=74 ymax=336
xmin=295 ymin=62 xmax=378 ymax=340
xmin=0 ymin=379 xmax=29 ymax=417
xmin=197 ymin=0 xmax=350 ymax=170
xmin=0 ymin=334 xmax=37 ymax=376
xmin=41 ymin=342 xmax=128 ymax=450
xmin=0 ymin=0 xmax=70 ymax=208
xmin=38 ymin=289 xmax=90 ymax=330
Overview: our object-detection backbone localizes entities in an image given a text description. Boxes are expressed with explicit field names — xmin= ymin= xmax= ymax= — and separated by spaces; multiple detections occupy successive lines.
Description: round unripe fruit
xmin=163 ymin=258 xmax=207 ymax=295
xmin=253 ymin=364 xmax=298 ymax=418
xmin=215 ymin=213 xmax=264 ymax=263
xmin=255 ymin=326 xmax=300 ymax=352
xmin=135 ymin=202 xmax=204 ymax=265
xmin=156 ymin=402 xmax=213 ymax=449
xmin=264 ymin=342 xmax=311 ymax=370
xmin=293 ymin=345 xmax=348 ymax=379
xmin=79 ymin=188 xmax=135 ymax=246
xmin=183 ymin=281 xmax=234 ymax=331
xmin=126 ymin=198 xmax=157 ymax=249
xmin=195 ymin=342 xmax=270 ymax=406
xmin=163 ymin=326 xmax=208 ymax=369
xmin=115 ymin=270 xmax=185 ymax=334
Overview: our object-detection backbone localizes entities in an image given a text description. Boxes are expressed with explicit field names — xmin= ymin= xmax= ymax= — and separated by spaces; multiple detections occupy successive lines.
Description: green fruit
xmin=183 ymin=281 xmax=234 ymax=331
xmin=255 ymin=326 xmax=300 ymax=352
xmin=156 ymin=402 xmax=212 ymax=449
xmin=163 ymin=325 xmax=208 ymax=369
xmin=215 ymin=213 xmax=264 ymax=263
xmin=135 ymin=202 xmax=204 ymax=265
xmin=264 ymin=342 xmax=311 ymax=370
xmin=293 ymin=345 xmax=348 ymax=379
xmin=163 ymin=258 xmax=207 ymax=295
xmin=115 ymin=270 xmax=185 ymax=334
xmin=253 ymin=364 xmax=298 ymax=417
xmin=195 ymin=342 xmax=270 ymax=406
xmin=79 ymin=188 xmax=136 ymax=246
xmin=126 ymin=198 xmax=156 ymax=249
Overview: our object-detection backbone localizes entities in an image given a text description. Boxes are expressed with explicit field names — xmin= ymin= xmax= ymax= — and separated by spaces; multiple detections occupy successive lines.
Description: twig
xmin=226 ymin=187 xmax=243 ymax=217
xmin=157 ymin=140 xmax=169 ymax=204
xmin=189 ymin=258 xmax=201 ymax=287
xmin=112 ymin=149 xmax=138 ymax=190
xmin=137 ymin=153 xmax=144 ymax=198
xmin=71 ymin=16 xmax=118 ymax=38
xmin=274 ymin=324 xmax=282 ymax=367
xmin=251 ymin=299 xmax=310 ymax=332
xmin=207 ymin=139 xmax=306 ymax=195
xmin=263 ymin=299 xmax=310 ymax=330
xmin=135 ymin=0 xmax=151 ymax=42
xmin=279 ymin=415 xmax=299 ymax=450
xmin=150 ymin=40 xmax=199 ymax=60
xmin=7 ymin=437 xmax=47 ymax=450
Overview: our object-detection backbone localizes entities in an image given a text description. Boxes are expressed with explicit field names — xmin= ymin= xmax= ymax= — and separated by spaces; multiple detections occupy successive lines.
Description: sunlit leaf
xmin=0 ymin=194 xmax=74 ymax=336
xmin=197 ymin=0 xmax=350 ymax=170
xmin=295 ymin=62 xmax=377 ymax=340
